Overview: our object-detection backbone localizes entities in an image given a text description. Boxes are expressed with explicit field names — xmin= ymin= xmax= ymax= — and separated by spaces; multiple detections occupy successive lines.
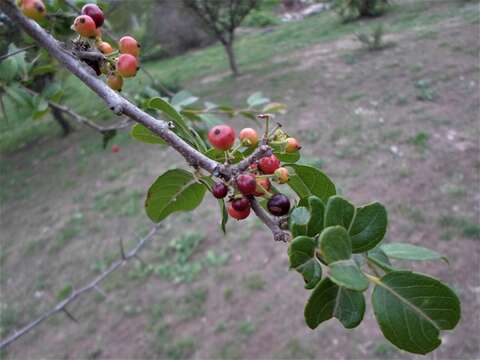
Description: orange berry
xmin=119 ymin=36 xmax=140 ymax=57
xmin=107 ymin=73 xmax=123 ymax=91
xmin=117 ymin=53 xmax=138 ymax=78
xmin=274 ymin=167 xmax=289 ymax=184
xmin=285 ymin=137 xmax=301 ymax=153
xmin=98 ymin=41 xmax=113 ymax=55
xmin=21 ymin=0 xmax=46 ymax=21
xmin=239 ymin=127 xmax=259 ymax=147
xmin=72 ymin=15 xmax=96 ymax=38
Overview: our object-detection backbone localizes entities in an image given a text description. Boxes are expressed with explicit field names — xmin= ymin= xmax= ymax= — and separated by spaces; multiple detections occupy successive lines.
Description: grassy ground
xmin=1 ymin=1 xmax=479 ymax=359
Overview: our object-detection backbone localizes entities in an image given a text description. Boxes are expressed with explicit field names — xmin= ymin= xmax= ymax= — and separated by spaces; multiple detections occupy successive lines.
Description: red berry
xmin=239 ymin=127 xmax=259 ymax=147
xmin=73 ymin=15 xmax=96 ymax=38
xmin=267 ymin=194 xmax=290 ymax=216
xmin=119 ymin=36 xmax=140 ymax=57
xmin=117 ymin=54 xmax=138 ymax=78
xmin=236 ymin=173 xmax=257 ymax=195
xmin=253 ymin=177 xmax=271 ymax=197
xmin=107 ymin=73 xmax=123 ymax=91
xmin=81 ymin=4 xmax=104 ymax=28
xmin=208 ymin=125 xmax=235 ymax=151
xmin=258 ymin=155 xmax=280 ymax=174
xmin=228 ymin=203 xmax=250 ymax=220
xmin=231 ymin=197 xmax=250 ymax=212
xmin=21 ymin=0 xmax=46 ymax=21
xmin=274 ymin=167 xmax=289 ymax=184
xmin=285 ymin=137 xmax=301 ymax=153
xmin=212 ymin=182 xmax=228 ymax=199
xmin=111 ymin=145 xmax=120 ymax=153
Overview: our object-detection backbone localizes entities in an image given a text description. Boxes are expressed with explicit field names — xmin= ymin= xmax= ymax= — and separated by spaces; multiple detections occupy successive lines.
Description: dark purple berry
xmin=81 ymin=4 xmax=104 ymax=28
xmin=212 ymin=182 xmax=228 ymax=199
xmin=236 ymin=173 xmax=256 ymax=195
xmin=232 ymin=197 xmax=250 ymax=212
xmin=267 ymin=194 xmax=290 ymax=216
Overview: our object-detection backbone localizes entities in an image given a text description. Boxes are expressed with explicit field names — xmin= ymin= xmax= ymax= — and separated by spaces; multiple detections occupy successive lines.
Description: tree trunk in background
xmin=224 ymin=42 xmax=239 ymax=77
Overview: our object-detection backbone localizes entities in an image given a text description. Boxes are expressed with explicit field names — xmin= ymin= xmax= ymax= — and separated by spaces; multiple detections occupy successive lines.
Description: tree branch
xmin=0 ymin=224 xmax=162 ymax=350
xmin=21 ymin=86 xmax=132 ymax=134
xmin=250 ymin=197 xmax=290 ymax=242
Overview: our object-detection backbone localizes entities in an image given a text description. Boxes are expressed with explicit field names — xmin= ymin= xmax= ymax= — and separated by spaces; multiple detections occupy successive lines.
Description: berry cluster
xmin=71 ymin=4 xmax=140 ymax=92
xmin=208 ymin=123 xmax=300 ymax=221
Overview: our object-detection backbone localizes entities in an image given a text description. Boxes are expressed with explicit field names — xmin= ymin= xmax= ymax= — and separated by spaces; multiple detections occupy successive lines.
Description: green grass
xmin=48 ymin=212 xmax=85 ymax=254
xmin=176 ymin=287 xmax=209 ymax=321
xmin=92 ymin=188 xmax=143 ymax=218
xmin=439 ymin=215 xmax=480 ymax=240
xmin=407 ymin=131 xmax=429 ymax=152
xmin=242 ymin=273 xmax=266 ymax=291
xmin=278 ymin=338 xmax=315 ymax=360
xmin=237 ymin=320 xmax=256 ymax=337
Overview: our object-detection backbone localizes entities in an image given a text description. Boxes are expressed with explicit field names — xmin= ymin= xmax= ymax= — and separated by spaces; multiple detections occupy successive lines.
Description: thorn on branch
xmin=119 ymin=240 xmax=126 ymax=260
xmin=62 ymin=308 xmax=79 ymax=323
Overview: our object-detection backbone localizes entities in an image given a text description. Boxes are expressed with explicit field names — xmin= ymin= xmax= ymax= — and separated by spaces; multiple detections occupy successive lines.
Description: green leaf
xmin=381 ymin=243 xmax=448 ymax=263
xmin=262 ymin=102 xmax=287 ymax=114
xmin=305 ymin=196 xmax=325 ymax=237
xmin=325 ymin=196 xmax=355 ymax=229
xmin=148 ymin=97 xmax=195 ymax=145
xmin=289 ymin=207 xmax=310 ymax=237
xmin=220 ymin=199 xmax=228 ymax=234
xmin=247 ymin=91 xmax=269 ymax=107
xmin=170 ymin=90 xmax=198 ymax=108
xmin=349 ymin=202 xmax=388 ymax=253
xmin=130 ymin=124 xmax=166 ymax=145
xmin=305 ymin=278 xmax=365 ymax=329
xmin=0 ymin=57 xmax=18 ymax=82
xmin=329 ymin=259 xmax=369 ymax=291
xmin=145 ymin=169 xmax=206 ymax=223
xmin=285 ymin=164 xmax=336 ymax=203
xmin=319 ymin=226 xmax=352 ymax=264
xmin=42 ymin=83 xmax=64 ymax=102
xmin=276 ymin=151 xmax=300 ymax=163
xmin=205 ymin=146 xmax=254 ymax=164
xmin=102 ymin=129 xmax=117 ymax=149
xmin=288 ymin=236 xmax=322 ymax=289
xmin=372 ymin=271 xmax=461 ymax=355
xmin=367 ymin=247 xmax=396 ymax=272
xmin=30 ymin=64 xmax=57 ymax=76
xmin=198 ymin=113 xmax=223 ymax=127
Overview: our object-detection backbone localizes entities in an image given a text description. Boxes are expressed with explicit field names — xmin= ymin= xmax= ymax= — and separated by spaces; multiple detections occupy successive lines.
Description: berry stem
xmin=267 ymin=122 xmax=282 ymax=139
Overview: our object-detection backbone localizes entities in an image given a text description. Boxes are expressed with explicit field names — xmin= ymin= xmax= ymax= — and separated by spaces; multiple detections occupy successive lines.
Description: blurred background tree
xmin=183 ymin=0 xmax=260 ymax=76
